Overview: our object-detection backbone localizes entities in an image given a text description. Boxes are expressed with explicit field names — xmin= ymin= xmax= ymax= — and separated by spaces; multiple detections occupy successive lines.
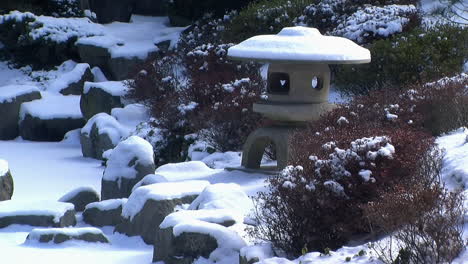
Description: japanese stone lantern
xmin=227 ymin=26 xmax=371 ymax=171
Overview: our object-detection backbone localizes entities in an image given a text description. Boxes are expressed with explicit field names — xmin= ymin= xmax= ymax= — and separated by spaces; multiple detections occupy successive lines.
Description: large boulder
xmin=76 ymin=40 xmax=112 ymax=73
xmin=0 ymin=160 xmax=13 ymax=201
xmin=101 ymin=136 xmax=155 ymax=200
xmin=19 ymin=94 xmax=85 ymax=141
xmin=80 ymin=81 xmax=127 ymax=120
xmin=0 ymin=201 xmax=76 ymax=228
xmin=47 ymin=62 xmax=93 ymax=95
xmin=58 ymin=186 xmax=100 ymax=212
xmin=26 ymin=227 xmax=109 ymax=244
xmin=82 ymin=198 xmax=127 ymax=227
xmin=80 ymin=113 xmax=130 ymax=160
xmin=134 ymin=0 xmax=169 ymax=16
xmin=0 ymin=85 xmax=41 ymax=140
xmin=154 ymin=210 xmax=246 ymax=264
xmin=88 ymin=0 xmax=135 ymax=24
xmin=115 ymin=180 xmax=210 ymax=244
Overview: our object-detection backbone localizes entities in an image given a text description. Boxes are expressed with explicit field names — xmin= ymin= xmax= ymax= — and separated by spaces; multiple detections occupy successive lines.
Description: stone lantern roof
xmin=227 ymin=26 xmax=371 ymax=64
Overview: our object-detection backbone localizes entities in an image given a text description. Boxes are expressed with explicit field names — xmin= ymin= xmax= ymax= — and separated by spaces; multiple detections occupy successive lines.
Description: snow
xmin=240 ymin=243 xmax=274 ymax=263
xmin=0 ymin=201 xmax=74 ymax=223
xmin=110 ymin=104 xmax=149 ymax=130
xmin=19 ymin=93 xmax=82 ymax=120
xmin=76 ymin=16 xmax=186 ymax=59
xmin=358 ymin=169 xmax=372 ymax=182
xmin=160 ymin=209 xmax=244 ymax=229
xmin=83 ymin=81 xmax=127 ymax=96
xmin=47 ymin=63 xmax=90 ymax=93
xmin=0 ymin=85 xmax=40 ymax=104
xmin=188 ymin=183 xmax=253 ymax=216
xmin=91 ymin=67 xmax=108 ymax=82
xmin=0 ymin=62 xmax=32 ymax=87
xmin=0 ymin=159 xmax=9 ymax=176
xmin=58 ymin=186 xmax=99 ymax=203
xmin=436 ymin=127 xmax=468 ymax=189
xmin=154 ymin=161 xmax=218 ymax=181
xmin=27 ymin=227 xmax=105 ymax=238
xmin=228 ymin=26 xmax=371 ymax=63
xmin=102 ymin=136 xmax=154 ymax=182
xmin=122 ymin=180 xmax=210 ymax=220
xmin=85 ymin=199 xmax=128 ymax=211
xmin=82 ymin=113 xmax=130 ymax=145
xmin=131 ymin=174 xmax=168 ymax=192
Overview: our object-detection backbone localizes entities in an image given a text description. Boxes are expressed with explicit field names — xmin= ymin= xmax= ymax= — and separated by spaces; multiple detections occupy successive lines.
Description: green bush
xmin=223 ymin=0 xmax=314 ymax=43
xmin=168 ymin=0 xmax=254 ymax=26
xmin=0 ymin=0 xmax=83 ymax=17
xmin=334 ymin=24 xmax=468 ymax=95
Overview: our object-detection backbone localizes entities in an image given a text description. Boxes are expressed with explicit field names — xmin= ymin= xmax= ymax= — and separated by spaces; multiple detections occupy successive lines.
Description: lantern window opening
xmin=268 ymin=72 xmax=290 ymax=95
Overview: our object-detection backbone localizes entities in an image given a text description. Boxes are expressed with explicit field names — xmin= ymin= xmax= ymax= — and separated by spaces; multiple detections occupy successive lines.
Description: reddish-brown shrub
xmin=250 ymin=75 xmax=467 ymax=256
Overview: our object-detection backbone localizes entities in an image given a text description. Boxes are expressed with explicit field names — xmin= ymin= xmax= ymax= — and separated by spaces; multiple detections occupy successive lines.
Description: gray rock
xmin=58 ymin=187 xmax=100 ymax=212
xmin=239 ymin=255 xmax=259 ymax=264
xmin=0 ymin=165 xmax=13 ymax=201
xmin=58 ymin=65 xmax=94 ymax=95
xmin=88 ymin=0 xmax=135 ymax=24
xmin=19 ymin=114 xmax=86 ymax=142
xmin=26 ymin=227 xmax=109 ymax=244
xmin=100 ymin=136 xmax=155 ymax=200
xmin=115 ymin=194 xmax=198 ymax=245
xmin=80 ymin=113 xmax=128 ymax=160
xmin=0 ymin=87 xmax=41 ymax=140
xmin=154 ymin=226 xmax=218 ymax=264
xmin=0 ymin=201 xmax=76 ymax=228
xmin=108 ymin=54 xmax=156 ymax=81
xmin=76 ymin=43 xmax=111 ymax=72
xmin=82 ymin=199 xmax=127 ymax=227
xmin=80 ymin=86 xmax=124 ymax=120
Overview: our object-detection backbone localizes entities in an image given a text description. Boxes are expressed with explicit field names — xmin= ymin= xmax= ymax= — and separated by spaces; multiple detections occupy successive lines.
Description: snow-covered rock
xmin=240 ymin=244 xmax=274 ymax=264
xmin=101 ymin=136 xmax=155 ymax=200
xmin=0 ymin=84 xmax=41 ymax=140
xmin=47 ymin=63 xmax=93 ymax=95
xmin=83 ymin=198 xmax=127 ymax=227
xmin=19 ymin=93 xmax=85 ymax=141
xmin=80 ymin=81 xmax=126 ymax=120
xmin=115 ymin=180 xmax=209 ymax=244
xmin=26 ymin=227 xmax=109 ymax=244
xmin=0 ymin=159 xmax=13 ymax=201
xmin=80 ymin=113 xmax=130 ymax=160
xmin=0 ymin=201 xmax=76 ymax=228
xmin=58 ymin=186 xmax=100 ymax=212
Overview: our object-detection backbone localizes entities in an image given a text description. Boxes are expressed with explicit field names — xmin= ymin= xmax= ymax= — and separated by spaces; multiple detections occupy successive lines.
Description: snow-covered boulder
xmin=115 ymin=180 xmax=210 ymax=244
xmin=154 ymin=216 xmax=246 ymax=264
xmin=0 ymin=85 xmax=41 ymax=140
xmin=131 ymin=174 xmax=168 ymax=192
xmin=19 ymin=94 xmax=85 ymax=141
xmin=26 ymin=227 xmax=109 ymax=244
xmin=47 ymin=63 xmax=93 ymax=95
xmin=239 ymin=244 xmax=274 ymax=264
xmin=101 ymin=136 xmax=155 ymax=200
xmin=80 ymin=113 xmax=130 ymax=160
xmin=0 ymin=159 xmax=13 ymax=201
xmin=83 ymin=198 xmax=127 ymax=227
xmin=89 ymin=0 xmax=134 ymax=24
xmin=58 ymin=187 xmax=100 ymax=212
xmin=80 ymin=81 xmax=126 ymax=120
xmin=0 ymin=201 xmax=76 ymax=228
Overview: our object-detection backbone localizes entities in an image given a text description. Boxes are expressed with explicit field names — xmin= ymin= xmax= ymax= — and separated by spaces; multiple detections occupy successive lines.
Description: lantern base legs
xmin=241 ymin=124 xmax=304 ymax=171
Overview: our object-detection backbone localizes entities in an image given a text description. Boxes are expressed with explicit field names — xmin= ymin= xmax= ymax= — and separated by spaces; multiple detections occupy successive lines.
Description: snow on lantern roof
xmin=228 ymin=26 xmax=371 ymax=64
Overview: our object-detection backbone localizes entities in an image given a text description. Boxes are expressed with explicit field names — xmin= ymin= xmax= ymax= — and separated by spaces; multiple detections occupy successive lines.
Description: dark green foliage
xmin=0 ymin=0 xmax=83 ymax=17
xmin=334 ymin=24 xmax=468 ymax=95
xmin=168 ymin=0 xmax=254 ymax=26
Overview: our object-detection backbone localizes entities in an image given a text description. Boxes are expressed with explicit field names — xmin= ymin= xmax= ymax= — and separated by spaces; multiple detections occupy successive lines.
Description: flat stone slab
xmin=83 ymin=198 xmax=127 ymax=227
xmin=0 ymin=201 xmax=76 ymax=228
xmin=26 ymin=227 xmax=109 ymax=244
xmin=80 ymin=81 xmax=126 ymax=120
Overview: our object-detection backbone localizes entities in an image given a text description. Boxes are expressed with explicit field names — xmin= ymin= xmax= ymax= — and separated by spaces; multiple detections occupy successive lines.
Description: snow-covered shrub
xmin=1 ymin=0 xmax=83 ymax=17
xmin=126 ymin=18 xmax=265 ymax=164
xmin=335 ymin=24 xmax=468 ymax=95
xmin=47 ymin=0 xmax=83 ymax=18
xmin=366 ymin=149 xmax=465 ymax=264
xmin=250 ymin=83 xmax=449 ymax=255
xmin=0 ymin=11 xmax=103 ymax=67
